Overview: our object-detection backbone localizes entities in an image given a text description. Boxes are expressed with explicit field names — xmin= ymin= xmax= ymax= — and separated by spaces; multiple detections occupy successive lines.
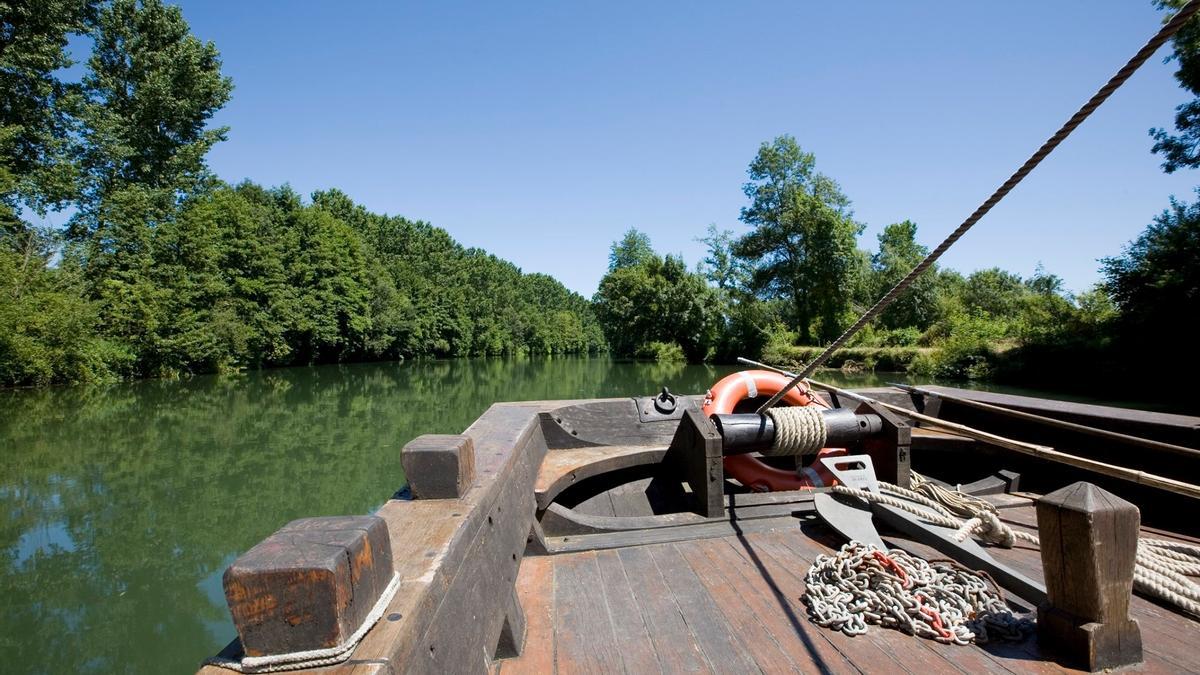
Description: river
xmin=0 ymin=357 xmax=1175 ymax=673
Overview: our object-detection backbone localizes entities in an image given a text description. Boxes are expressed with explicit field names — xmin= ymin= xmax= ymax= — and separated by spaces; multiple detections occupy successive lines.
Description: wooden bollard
xmin=223 ymin=515 xmax=393 ymax=657
xmin=402 ymin=434 xmax=476 ymax=499
xmin=1036 ymin=482 xmax=1142 ymax=671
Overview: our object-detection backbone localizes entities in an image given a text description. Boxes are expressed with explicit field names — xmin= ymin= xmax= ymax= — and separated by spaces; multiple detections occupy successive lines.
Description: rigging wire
xmin=757 ymin=0 xmax=1200 ymax=414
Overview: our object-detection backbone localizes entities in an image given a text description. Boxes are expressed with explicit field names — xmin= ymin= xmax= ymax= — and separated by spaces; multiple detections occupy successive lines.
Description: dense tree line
xmin=1 ymin=0 xmax=603 ymax=386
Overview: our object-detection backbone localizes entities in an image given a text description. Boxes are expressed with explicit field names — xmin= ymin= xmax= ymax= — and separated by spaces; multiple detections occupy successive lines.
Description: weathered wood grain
xmin=222 ymin=515 xmax=393 ymax=657
xmin=534 ymin=445 xmax=667 ymax=509
xmin=401 ymin=434 xmax=475 ymax=499
xmin=616 ymin=545 xmax=713 ymax=673
xmin=552 ymin=551 xmax=623 ymax=674
xmin=496 ymin=555 xmax=555 ymax=675
xmin=1037 ymin=482 xmax=1142 ymax=671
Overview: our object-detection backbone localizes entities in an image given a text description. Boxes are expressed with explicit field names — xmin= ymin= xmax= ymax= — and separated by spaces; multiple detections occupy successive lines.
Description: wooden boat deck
xmin=500 ymin=493 xmax=1200 ymax=674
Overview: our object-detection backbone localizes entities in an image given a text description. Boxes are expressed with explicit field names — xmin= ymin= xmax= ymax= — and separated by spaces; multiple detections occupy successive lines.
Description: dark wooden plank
xmin=546 ymin=511 xmax=801 ymax=553
xmin=616 ymin=545 xmax=714 ymax=673
xmin=679 ymin=537 xmax=856 ymax=674
xmin=344 ymin=403 xmax=547 ymax=675
xmin=592 ymin=549 xmax=661 ymax=673
xmin=534 ymin=445 xmax=666 ymax=508
xmin=499 ymin=555 xmax=556 ymax=674
xmin=552 ymin=552 xmax=623 ymax=674
xmin=223 ymin=515 xmax=393 ymax=657
xmin=608 ymin=478 xmax=654 ymax=517
xmin=645 ymin=542 xmax=761 ymax=673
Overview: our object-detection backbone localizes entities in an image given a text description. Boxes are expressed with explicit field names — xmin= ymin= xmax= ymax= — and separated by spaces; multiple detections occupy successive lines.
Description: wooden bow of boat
xmin=198 ymin=387 xmax=1200 ymax=674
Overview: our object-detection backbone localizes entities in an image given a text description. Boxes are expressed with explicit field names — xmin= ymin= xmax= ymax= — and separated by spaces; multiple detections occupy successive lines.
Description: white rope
xmin=205 ymin=571 xmax=402 ymax=673
xmin=828 ymin=472 xmax=1200 ymax=619
xmin=764 ymin=406 xmax=827 ymax=456
xmin=804 ymin=541 xmax=1034 ymax=645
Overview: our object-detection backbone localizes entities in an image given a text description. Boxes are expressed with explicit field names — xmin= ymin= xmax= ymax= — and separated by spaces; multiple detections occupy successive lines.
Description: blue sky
xmin=165 ymin=1 xmax=1196 ymax=297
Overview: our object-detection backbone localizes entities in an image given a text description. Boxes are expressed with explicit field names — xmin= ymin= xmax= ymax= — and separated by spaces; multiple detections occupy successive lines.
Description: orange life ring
xmin=702 ymin=370 xmax=847 ymax=492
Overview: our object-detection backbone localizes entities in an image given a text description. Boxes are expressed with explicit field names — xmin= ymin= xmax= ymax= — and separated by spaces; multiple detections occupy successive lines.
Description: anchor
xmin=813 ymin=454 xmax=1046 ymax=607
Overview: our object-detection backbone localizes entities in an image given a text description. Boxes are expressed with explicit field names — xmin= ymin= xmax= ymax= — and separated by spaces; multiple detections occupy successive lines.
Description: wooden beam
xmin=893 ymin=383 xmax=1200 ymax=460
xmin=222 ymin=515 xmax=393 ymax=657
xmin=402 ymin=434 xmax=476 ymax=499
xmin=661 ymin=409 xmax=724 ymax=518
xmin=1037 ymin=482 xmax=1142 ymax=671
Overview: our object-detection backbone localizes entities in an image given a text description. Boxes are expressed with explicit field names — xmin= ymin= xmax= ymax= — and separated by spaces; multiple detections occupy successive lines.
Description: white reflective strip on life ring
xmin=801 ymin=466 xmax=824 ymax=487
xmin=738 ymin=371 xmax=758 ymax=399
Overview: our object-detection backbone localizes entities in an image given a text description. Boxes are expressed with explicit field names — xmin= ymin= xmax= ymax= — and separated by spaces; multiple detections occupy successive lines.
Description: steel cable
xmin=758 ymin=0 xmax=1200 ymax=413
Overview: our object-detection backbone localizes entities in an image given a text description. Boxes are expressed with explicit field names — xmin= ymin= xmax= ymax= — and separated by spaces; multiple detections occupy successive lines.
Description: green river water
xmin=0 ymin=357 xmax=1171 ymax=673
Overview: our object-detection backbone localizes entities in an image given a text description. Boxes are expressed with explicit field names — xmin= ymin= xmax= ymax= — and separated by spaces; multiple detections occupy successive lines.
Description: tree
xmin=608 ymin=227 xmax=654 ymax=271
xmin=1150 ymin=1 xmax=1200 ymax=172
xmin=959 ymin=268 xmax=1027 ymax=318
xmin=70 ymin=0 xmax=232 ymax=250
xmin=696 ymin=224 xmax=746 ymax=292
xmin=1101 ymin=193 xmax=1200 ymax=337
xmin=870 ymin=220 xmax=939 ymax=330
xmin=0 ymin=0 xmax=94 ymax=221
xmin=594 ymin=240 xmax=720 ymax=361
xmin=733 ymin=136 xmax=864 ymax=343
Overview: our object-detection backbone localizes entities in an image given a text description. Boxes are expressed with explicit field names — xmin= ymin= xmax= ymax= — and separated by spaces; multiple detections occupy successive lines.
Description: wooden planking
xmin=497 ymin=556 xmax=555 ymax=675
xmin=607 ymin=478 xmax=654 ymax=517
xmin=333 ymin=403 xmax=547 ymax=674
xmin=592 ymin=549 xmax=661 ymax=673
xmin=535 ymin=445 xmax=666 ymax=509
xmin=679 ymin=537 xmax=855 ymax=674
xmin=552 ymin=552 xmax=624 ymax=674
xmin=615 ymin=545 xmax=714 ymax=673
xmin=645 ymin=542 xmax=762 ymax=673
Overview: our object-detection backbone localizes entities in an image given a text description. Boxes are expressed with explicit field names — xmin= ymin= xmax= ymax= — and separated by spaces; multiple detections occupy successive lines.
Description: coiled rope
xmin=757 ymin=0 xmax=1200 ymax=414
xmin=764 ymin=405 xmax=827 ymax=455
xmin=822 ymin=472 xmax=1200 ymax=618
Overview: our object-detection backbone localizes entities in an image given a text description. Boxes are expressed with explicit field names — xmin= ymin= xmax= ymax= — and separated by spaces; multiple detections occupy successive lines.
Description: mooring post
xmin=223 ymin=515 xmax=394 ymax=657
xmin=402 ymin=434 xmax=476 ymax=499
xmin=1036 ymin=481 xmax=1142 ymax=671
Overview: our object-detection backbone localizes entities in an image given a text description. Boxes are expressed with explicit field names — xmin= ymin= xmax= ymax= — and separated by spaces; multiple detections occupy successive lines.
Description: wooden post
xmin=1036 ymin=481 xmax=1142 ymax=671
xmin=661 ymin=409 xmax=725 ymax=518
xmin=402 ymin=434 xmax=476 ymax=499
xmin=223 ymin=515 xmax=393 ymax=657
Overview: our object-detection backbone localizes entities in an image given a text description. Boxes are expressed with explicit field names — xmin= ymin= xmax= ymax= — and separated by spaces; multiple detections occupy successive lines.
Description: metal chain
xmin=757 ymin=0 xmax=1200 ymax=413
xmin=804 ymin=542 xmax=1034 ymax=644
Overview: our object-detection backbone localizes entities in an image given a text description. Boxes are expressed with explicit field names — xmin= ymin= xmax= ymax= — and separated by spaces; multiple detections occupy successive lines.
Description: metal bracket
xmin=633 ymin=387 xmax=697 ymax=423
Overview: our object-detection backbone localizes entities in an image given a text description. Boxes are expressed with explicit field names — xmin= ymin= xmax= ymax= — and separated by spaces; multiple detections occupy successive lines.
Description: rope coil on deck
xmin=804 ymin=542 xmax=1034 ymax=644
xmin=763 ymin=406 xmax=827 ymax=456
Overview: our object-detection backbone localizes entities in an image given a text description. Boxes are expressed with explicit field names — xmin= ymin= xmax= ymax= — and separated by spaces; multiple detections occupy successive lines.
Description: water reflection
xmin=0 ymin=358 xmax=913 ymax=673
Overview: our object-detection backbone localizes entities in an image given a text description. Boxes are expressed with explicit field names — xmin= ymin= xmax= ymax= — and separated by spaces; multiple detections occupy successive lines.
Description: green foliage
xmin=1099 ymin=193 xmax=1200 ymax=384
xmin=634 ymin=340 xmax=686 ymax=363
xmin=1150 ymin=1 xmax=1200 ymax=172
xmin=594 ymin=235 xmax=721 ymax=362
xmin=608 ymin=227 xmax=654 ymax=271
xmin=0 ymin=0 xmax=94 ymax=215
xmin=734 ymin=135 xmax=865 ymax=343
xmin=871 ymin=221 xmax=940 ymax=331
xmin=908 ymin=314 xmax=1005 ymax=380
